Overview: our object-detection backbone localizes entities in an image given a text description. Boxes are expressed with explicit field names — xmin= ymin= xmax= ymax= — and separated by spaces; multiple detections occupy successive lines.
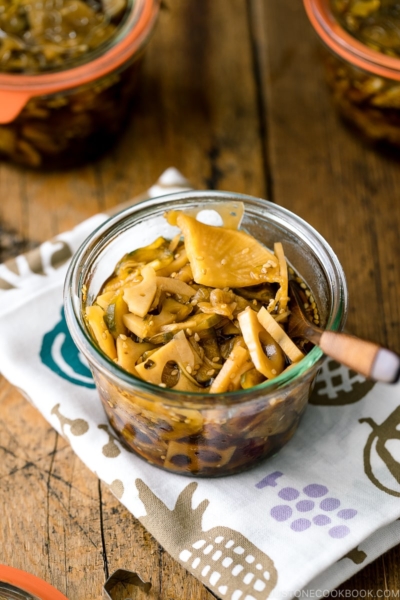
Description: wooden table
xmin=1 ymin=1 xmax=399 ymax=598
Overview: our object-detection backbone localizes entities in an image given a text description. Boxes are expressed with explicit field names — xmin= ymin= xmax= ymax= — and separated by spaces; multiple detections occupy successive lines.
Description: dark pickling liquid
xmin=331 ymin=0 xmax=400 ymax=57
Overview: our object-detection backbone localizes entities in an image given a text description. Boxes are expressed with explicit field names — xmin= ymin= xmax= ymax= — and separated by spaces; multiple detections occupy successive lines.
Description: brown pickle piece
xmin=164 ymin=440 xmax=236 ymax=473
xmin=0 ymin=0 xmax=127 ymax=74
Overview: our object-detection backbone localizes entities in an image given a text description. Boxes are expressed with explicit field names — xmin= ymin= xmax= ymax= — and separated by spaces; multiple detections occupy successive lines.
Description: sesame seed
xmin=194 ymin=333 xmax=200 ymax=342
xmin=184 ymin=418 xmax=191 ymax=424
xmin=250 ymin=272 xmax=257 ymax=280
xmin=212 ymin=357 xmax=220 ymax=363
xmin=161 ymin=455 xmax=166 ymax=460
xmin=309 ymin=296 xmax=315 ymax=304
xmin=271 ymin=369 xmax=277 ymax=375
xmin=171 ymin=369 xmax=179 ymax=376
xmin=171 ymin=272 xmax=177 ymax=278
xmin=207 ymin=369 xmax=215 ymax=376
xmin=300 ymin=283 xmax=307 ymax=289
xmin=174 ymin=253 xmax=180 ymax=259
xmin=102 ymin=332 xmax=107 ymax=340
xmin=288 ymin=267 xmax=294 ymax=275
xmin=221 ymin=258 xmax=227 ymax=265
xmin=149 ymin=320 xmax=154 ymax=326
xmin=221 ymin=303 xmax=227 ymax=309
xmin=159 ymin=383 xmax=167 ymax=388
xmin=253 ymin=299 xmax=257 ymax=305
xmin=166 ymin=292 xmax=171 ymax=297
xmin=186 ymin=328 xmax=193 ymax=336
xmin=305 ymin=290 xmax=311 ymax=297
xmin=186 ymin=365 xmax=193 ymax=374
xmin=202 ymin=269 xmax=207 ymax=275
xmin=120 ymin=334 xmax=127 ymax=340
xmin=261 ymin=268 xmax=267 ymax=274
xmin=242 ymin=248 xmax=249 ymax=254
xmin=303 ymin=302 xmax=309 ymax=309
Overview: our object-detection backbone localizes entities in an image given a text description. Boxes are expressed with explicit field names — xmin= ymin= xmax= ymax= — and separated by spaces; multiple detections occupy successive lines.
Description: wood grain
xmin=0 ymin=0 xmax=399 ymax=598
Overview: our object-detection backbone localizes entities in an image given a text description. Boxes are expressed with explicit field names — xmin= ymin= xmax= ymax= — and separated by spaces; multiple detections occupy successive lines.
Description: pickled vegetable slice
xmin=123 ymin=265 xmax=157 ymax=318
xmin=238 ymin=307 xmax=285 ymax=379
xmin=156 ymin=276 xmax=196 ymax=298
xmin=116 ymin=338 xmax=154 ymax=375
xmin=123 ymin=298 xmax=192 ymax=339
xmin=166 ymin=201 xmax=244 ymax=230
xmin=209 ymin=345 xmax=251 ymax=393
xmin=257 ymin=306 xmax=305 ymax=364
xmin=135 ymin=331 xmax=196 ymax=387
xmin=161 ymin=312 xmax=221 ymax=334
xmin=85 ymin=305 xmax=116 ymax=360
xmin=104 ymin=293 xmax=129 ymax=338
xmin=174 ymin=213 xmax=281 ymax=288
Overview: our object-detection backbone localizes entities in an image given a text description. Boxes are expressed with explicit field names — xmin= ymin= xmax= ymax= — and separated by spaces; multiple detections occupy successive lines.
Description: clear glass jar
xmin=304 ymin=0 xmax=400 ymax=146
xmin=64 ymin=191 xmax=348 ymax=477
xmin=0 ymin=0 xmax=159 ymax=168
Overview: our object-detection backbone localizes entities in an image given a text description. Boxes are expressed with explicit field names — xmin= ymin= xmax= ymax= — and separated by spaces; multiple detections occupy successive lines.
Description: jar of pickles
xmin=0 ymin=0 xmax=159 ymax=167
xmin=304 ymin=0 xmax=400 ymax=146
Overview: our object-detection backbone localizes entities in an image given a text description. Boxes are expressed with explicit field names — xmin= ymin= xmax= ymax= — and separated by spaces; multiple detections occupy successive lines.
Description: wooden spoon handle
xmin=319 ymin=331 xmax=400 ymax=384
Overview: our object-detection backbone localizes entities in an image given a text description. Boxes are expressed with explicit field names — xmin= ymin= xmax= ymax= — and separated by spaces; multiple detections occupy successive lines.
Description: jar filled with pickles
xmin=0 ymin=0 xmax=159 ymax=167
xmin=304 ymin=0 xmax=400 ymax=146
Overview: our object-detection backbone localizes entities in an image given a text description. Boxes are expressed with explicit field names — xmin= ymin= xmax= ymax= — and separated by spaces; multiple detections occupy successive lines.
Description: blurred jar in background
xmin=0 ymin=0 xmax=159 ymax=168
xmin=304 ymin=0 xmax=400 ymax=147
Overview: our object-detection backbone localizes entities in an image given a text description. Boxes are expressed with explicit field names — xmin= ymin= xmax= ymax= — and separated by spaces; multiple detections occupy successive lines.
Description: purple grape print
xmin=291 ymin=519 xmax=311 ymax=532
xmin=337 ymin=509 xmax=357 ymax=520
xmin=257 ymin=472 xmax=358 ymax=539
xmin=271 ymin=505 xmax=292 ymax=522
xmin=278 ymin=487 xmax=300 ymax=501
xmin=329 ymin=525 xmax=350 ymax=538
xmin=296 ymin=500 xmax=314 ymax=512
xmin=320 ymin=498 xmax=341 ymax=511
xmin=313 ymin=515 xmax=331 ymax=526
xmin=303 ymin=484 xmax=328 ymax=498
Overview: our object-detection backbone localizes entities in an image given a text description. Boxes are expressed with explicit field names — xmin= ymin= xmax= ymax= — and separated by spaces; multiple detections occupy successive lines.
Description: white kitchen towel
xmin=0 ymin=168 xmax=399 ymax=600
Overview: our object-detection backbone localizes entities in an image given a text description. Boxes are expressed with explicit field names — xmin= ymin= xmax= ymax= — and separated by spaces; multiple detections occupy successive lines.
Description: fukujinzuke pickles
xmin=85 ymin=205 xmax=318 ymax=395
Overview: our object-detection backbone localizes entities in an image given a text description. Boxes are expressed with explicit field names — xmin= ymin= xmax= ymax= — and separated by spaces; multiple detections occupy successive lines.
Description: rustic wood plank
xmin=253 ymin=0 xmax=400 ymax=595
xmin=0 ymin=1 xmax=266 ymax=599
xmin=254 ymin=0 xmax=400 ymax=352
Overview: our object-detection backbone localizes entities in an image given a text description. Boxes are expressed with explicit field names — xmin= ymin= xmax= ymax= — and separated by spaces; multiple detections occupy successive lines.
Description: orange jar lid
xmin=303 ymin=0 xmax=400 ymax=81
xmin=0 ymin=564 xmax=69 ymax=600
xmin=0 ymin=0 xmax=159 ymax=124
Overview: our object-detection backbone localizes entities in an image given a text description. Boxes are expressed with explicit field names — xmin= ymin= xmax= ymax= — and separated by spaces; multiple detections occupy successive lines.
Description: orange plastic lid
xmin=0 ymin=565 xmax=69 ymax=600
xmin=0 ymin=0 xmax=159 ymax=124
xmin=303 ymin=0 xmax=400 ymax=81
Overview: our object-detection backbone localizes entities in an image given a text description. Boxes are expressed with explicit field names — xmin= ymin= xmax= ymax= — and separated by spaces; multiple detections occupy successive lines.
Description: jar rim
xmin=0 ymin=0 xmax=159 ymax=124
xmin=63 ymin=190 xmax=348 ymax=405
xmin=303 ymin=0 xmax=400 ymax=80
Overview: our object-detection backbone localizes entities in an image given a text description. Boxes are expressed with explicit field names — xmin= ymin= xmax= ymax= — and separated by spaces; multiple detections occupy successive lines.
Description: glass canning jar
xmin=0 ymin=0 xmax=159 ymax=168
xmin=304 ymin=0 xmax=400 ymax=146
xmin=64 ymin=190 xmax=348 ymax=477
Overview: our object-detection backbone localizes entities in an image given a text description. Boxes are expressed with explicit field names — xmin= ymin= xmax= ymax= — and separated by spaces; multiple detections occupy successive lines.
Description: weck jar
xmin=64 ymin=190 xmax=348 ymax=477
xmin=304 ymin=0 xmax=400 ymax=146
xmin=0 ymin=0 xmax=159 ymax=167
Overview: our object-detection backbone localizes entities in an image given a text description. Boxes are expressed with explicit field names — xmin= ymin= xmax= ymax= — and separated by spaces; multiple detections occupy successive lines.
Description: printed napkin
xmin=0 ymin=168 xmax=399 ymax=600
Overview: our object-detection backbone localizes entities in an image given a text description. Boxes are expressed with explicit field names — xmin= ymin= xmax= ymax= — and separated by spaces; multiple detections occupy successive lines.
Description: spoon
xmin=287 ymin=280 xmax=400 ymax=384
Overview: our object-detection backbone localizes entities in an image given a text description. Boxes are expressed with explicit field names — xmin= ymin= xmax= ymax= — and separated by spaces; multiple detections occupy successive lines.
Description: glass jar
xmin=304 ymin=0 xmax=400 ymax=146
xmin=0 ymin=0 xmax=159 ymax=168
xmin=64 ymin=191 xmax=348 ymax=477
